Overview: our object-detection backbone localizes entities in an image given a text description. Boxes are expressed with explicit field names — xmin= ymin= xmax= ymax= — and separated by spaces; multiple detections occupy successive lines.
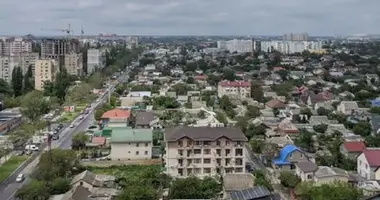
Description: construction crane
xmin=41 ymin=24 xmax=72 ymax=36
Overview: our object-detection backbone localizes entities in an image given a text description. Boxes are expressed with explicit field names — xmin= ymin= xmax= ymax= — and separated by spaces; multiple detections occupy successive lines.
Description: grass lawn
xmin=59 ymin=112 xmax=80 ymax=123
xmin=0 ymin=156 xmax=28 ymax=182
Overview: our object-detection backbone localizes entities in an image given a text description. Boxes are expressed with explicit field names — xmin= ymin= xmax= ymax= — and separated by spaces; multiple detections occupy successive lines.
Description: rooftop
xmin=110 ymin=127 xmax=152 ymax=143
xmin=165 ymin=126 xmax=247 ymax=142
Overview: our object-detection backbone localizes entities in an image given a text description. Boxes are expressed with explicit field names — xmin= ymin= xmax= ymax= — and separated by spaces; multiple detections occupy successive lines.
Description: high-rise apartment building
xmin=64 ymin=53 xmax=83 ymax=76
xmin=260 ymin=41 xmax=323 ymax=54
xmin=34 ymin=59 xmax=58 ymax=90
xmin=283 ymin=33 xmax=309 ymax=41
xmin=0 ymin=37 xmax=32 ymax=55
xmin=0 ymin=52 xmax=39 ymax=82
xmin=164 ymin=127 xmax=247 ymax=178
xmin=217 ymin=39 xmax=253 ymax=53
xmin=41 ymin=38 xmax=81 ymax=72
xmin=87 ymin=49 xmax=105 ymax=74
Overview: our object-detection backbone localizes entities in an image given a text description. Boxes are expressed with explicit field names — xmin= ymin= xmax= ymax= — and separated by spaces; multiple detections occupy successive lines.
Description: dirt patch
xmin=81 ymin=159 xmax=161 ymax=167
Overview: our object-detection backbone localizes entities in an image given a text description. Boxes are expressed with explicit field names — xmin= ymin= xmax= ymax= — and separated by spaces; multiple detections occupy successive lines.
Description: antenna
xmin=81 ymin=25 xmax=84 ymax=38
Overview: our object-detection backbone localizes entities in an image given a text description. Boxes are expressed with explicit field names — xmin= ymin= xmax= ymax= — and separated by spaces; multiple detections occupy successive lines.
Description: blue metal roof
xmin=370 ymin=99 xmax=380 ymax=107
xmin=272 ymin=144 xmax=299 ymax=165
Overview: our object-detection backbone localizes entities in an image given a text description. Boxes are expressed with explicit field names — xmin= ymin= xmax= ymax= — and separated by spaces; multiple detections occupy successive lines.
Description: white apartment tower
xmin=164 ymin=127 xmax=248 ymax=178
xmin=87 ymin=49 xmax=105 ymax=74
xmin=0 ymin=37 xmax=32 ymax=56
xmin=217 ymin=39 xmax=253 ymax=53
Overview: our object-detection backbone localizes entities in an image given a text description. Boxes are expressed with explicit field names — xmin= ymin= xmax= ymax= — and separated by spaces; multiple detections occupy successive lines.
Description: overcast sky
xmin=0 ymin=0 xmax=379 ymax=36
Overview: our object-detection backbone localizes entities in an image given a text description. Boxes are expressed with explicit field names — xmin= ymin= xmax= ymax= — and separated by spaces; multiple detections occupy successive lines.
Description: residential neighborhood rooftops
xmin=218 ymin=80 xmax=250 ymax=87
xmin=101 ymin=108 xmax=130 ymax=119
xmin=165 ymin=126 xmax=247 ymax=142
xmin=362 ymin=149 xmax=380 ymax=167
xmin=343 ymin=141 xmax=366 ymax=152
xmin=295 ymin=161 xmax=318 ymax=173
xmin=265 ymin=99 xmax=286 ymax=109
xmin=272 ymin=144 xmax=301 ymax=165
xmin=135 ymin=111 xmax=154 ymax=126
xmin=111 ymin=127 xmax=152 ymax=143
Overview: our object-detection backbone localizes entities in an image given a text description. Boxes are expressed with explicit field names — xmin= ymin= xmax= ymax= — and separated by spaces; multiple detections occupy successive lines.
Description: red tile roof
xmin=343 ymin=141 xmax=366 ymax=152
xmin=266 ymin=99 xmax=286 ymax=108
xmin=363 ymin=149 xmax=380 ymax=167
xmin=101 ymin=109 xmax=131 ymax=119
xmin=219 ymin=80 xmax=250 ymax=87
xmin=194 ymin=75 xmax=207 ymax=80
xmin=92 ymin=136 xmax=106 ymax=145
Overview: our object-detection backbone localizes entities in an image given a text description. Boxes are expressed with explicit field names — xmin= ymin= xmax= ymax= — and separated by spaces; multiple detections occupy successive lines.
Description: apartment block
xmin=283 ymin=33 xmax=309 ymax=41
xmin=260 ymin=41 xmax=323 ymax=54
xmin=34 ymin=59 xmax=58 ymax=90
xmin=164 ymin=127 xmax=247 ymax=178
xmin=0 ymin=37 xmax=32 ymax=55
xmin=41 ymin=38 xmax=80 ymax=69
xmin=217 ymin=80 xmax=251 ymax=98
xmin=0 ymin=56 xmax=12 ymax=82
xmin=217 ymin=39 xmax=253 ymax=53
xmin=64 ymin=53 xmax=83 ymax=76
xmin=87 ymin=49 xmax=105 ymax=74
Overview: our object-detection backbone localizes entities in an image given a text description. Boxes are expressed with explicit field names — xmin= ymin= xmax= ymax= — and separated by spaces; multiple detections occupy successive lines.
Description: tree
xmin=15 ymin=180 xmax=50 ymax=200
xmin=33 ymin=149 xmax=81 ymax=181
xmin=88 ymin=72 xmax=104 ymax=89
xmin=353 ymin=121 xmax=372 ymax=137
xmin=295 ymin=129 xmax=315 ymax=153
xmin=152 ymin=129 xmax=164 ymax=146
xmin=11 ymin=66 xmax=23 ymax=97
xmin=252 ymin=169 xmax=273 ymax=191
xmin=48 ymin=177 xmax=70 ymax=195
xmin=65 ymin=83 xmax=92 ymax=105
xmin=197 ymin=110 xmax=206 ymax=119
xmin=169 ymin=177 xmax=221 ymax=199
xmin=94 ymin=104 xmax=113 ymax=121
xmin=313 ymin=124 xmax=328 ymax=133
xmin=0 ymin=78 xmax=12 ymax=95
xmin=317 ymin=107 xmax=330 ymax=116
xmin=117 ymin=185 xmax=157 ymax=200
xmin=279 ymin=171 xmax=300 ymax=188
xmin=272 ymin=108 xmax=280 ymax=117
xmin=152 ymin=96 xmax=180 ymax=109
xmin=21 ymin=91 xmax=50 ymax=121
xmin=250 ymin=139 xmax=264 ymax=153
xmin=54 ymin=69 xmax=71 ymax=103
xmin=245 ymin=105 xmax=261 ymax=118
xmin=72 ymin=132 xmax=89 ymax=150
xmin=251 ymin=83 xmax=264 ymax=102
xmin=23 ymin=64 xmax=34 ymax=93
xmin=295 ymin=182 xmax=362 ymax=200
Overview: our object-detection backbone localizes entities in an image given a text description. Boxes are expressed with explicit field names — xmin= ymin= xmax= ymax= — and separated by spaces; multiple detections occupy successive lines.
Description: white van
xmin=25 ymin=145 xmax=39 ymax=151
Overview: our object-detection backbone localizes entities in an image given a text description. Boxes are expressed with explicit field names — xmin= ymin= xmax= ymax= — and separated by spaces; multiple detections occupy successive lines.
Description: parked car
xmin=25 ymin=145 xmax=39 ymax=151
xmin=16 ymin=174 xmax=24 ymax=182
xmin=69 ymin=124 xmax=76 ymax=128
xmin=79 ymin=115 xmax=84 ymax=120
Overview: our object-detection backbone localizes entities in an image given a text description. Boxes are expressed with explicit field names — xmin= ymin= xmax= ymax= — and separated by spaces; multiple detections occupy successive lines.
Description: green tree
xmin=72 ymin=132 xmax=89 ymax=150
xmin=317 ymin=107 xmax=330 ymax=116
xmin=353 ymin=121 xmax=372 ymax=137
xmin=65 ymin=83 xmax=92 ymax=105
xmin=251 ymin=83 xmax=264 ymax=102
xmin=152 ymin=129 xmax=164 ymax=146
xmin=15 ymin=180 xmax=50 ymax=200
xmin=169 ymin=177 xmax=221 ymax=199
xmin=11 ymin=66 xmax=23 ymax=97
xmin=88 ymin=72 xmax=104 ymax=89
xmin=48 ymin=177 xmax=70 ymax=195
xmin=54 ymin=69 xmax=71 ymax=103
xmin=117 ymin=185 xmax=157 ymax=200
xmin=279 ymin=171 xmax=300 ymax=188
xmin=197 ymin=110 xmax=206 ymax=119
xmin=21 ymin=91 xmax=50 ymax=121
xmin=33 ymin=149 xmax=81 ymax=181
xmin=250 ymin=139 xmax=264 ymax=153
xmin=295 ymin=129 xmax=315 ymax=153
xmin=23 ymin=64 xmax=34 ymax=93
xmin=313 ymin=124 xmax=328 ymax=133
xmin=252 ymin=169 xmax=273 ymax=191
xmin=0 ymin=78 xmax=13 ymax=95
xmin=295 ymin=182 xmax=362 ymax=200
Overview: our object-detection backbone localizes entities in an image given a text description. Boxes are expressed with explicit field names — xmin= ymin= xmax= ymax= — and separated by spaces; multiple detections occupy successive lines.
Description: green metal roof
xmin=110 ymin=127 xmax=153 ymax=143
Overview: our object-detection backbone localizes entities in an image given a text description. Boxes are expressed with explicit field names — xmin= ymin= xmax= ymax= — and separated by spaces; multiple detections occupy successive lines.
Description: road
xmin=0 ymin=77 xmax=123 ymax=200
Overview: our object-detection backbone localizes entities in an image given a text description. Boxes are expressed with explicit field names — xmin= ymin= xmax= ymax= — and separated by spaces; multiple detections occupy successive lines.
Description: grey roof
xmin=165 ymin=127 xmax=247 ymax=142
xmin=61 ymin=185 xmax=92 ymax=200
xmin=229 ymin=186 xmax=271 ymax=200
xmin=135 ymin=112 xmax=154 ymax=126
xmin=295 ymin=161 xmax=318 ymax=173
xmin=71 ymin=170 xmax=102 ymax=187
xmin=314 ymin=166 xmax=348 ymax=178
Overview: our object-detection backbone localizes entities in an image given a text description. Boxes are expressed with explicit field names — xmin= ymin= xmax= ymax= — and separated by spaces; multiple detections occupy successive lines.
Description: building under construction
xmin=40 ymin=38 xmax=83 ymax=75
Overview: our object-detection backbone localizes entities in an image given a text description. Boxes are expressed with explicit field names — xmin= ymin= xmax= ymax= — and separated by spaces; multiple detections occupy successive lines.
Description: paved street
xmin=0 ymin=84 xmax=118 ymax=200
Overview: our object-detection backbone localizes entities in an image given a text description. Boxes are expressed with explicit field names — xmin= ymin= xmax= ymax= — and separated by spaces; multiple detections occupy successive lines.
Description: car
xmin=16 ymin=174 xmax=24 ymax=182
xmin=69 ymin=124 xmax=75 ymax=128
xmin=25 ymin=145 xmax=39 ymax=151
xmin=79 ymin=115 xmax=84 ymax=120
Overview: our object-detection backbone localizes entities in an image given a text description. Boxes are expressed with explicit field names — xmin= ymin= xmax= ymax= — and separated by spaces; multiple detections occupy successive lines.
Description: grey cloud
xmin=0 ymin=0 xmax=379 ymax=36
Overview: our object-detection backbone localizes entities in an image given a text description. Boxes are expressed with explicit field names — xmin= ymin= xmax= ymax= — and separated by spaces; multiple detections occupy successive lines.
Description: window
xmin=145 ymin=143 xmax=149 ymax=147
xmin=178 ymin=141 xmax=183 ymax=147
xmin=194 ymin=149 xmax=201 ymax=154
xmin=204 ymin=168 xmax=211 ymax=174
xmin=204 ymin=159 xmax=211 ymax=164
xmin=203 ymin=141 xmax=211 ymax=145
xmin=135 ymin=151 xmax=139 ymax=155
xmin=204 ymin=149 xmax=211 ymax=155
xmin=194 ymin=159 xmax=201 ymax=164
xmin=307 ymin=174 xmax=313 ymax=179
xmin=145 ymin=151 xmax=148 ymax=155
xmin=136 ymin=143 xmax=139 ymax=147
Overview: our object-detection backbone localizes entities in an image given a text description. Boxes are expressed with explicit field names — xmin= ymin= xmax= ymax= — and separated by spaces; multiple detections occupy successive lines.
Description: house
xmin=217 ymin=80 xmax=251 ymax=98
xmin=101 ymin=109 xmax=131 ymax=128
xmin=357 ymin=149 xmax=380 ymax=180
xmin=340 ymin=141 xmax=366 ymax=160
xmin=290 ymin=71 xmax=306 ymax=79
xmin=295 ymin=162 xmax=349 ymax=185
xmin=110 ymin=127 xmax=153 ymax=160
xmin=120 ymin=91 xmax=151 ymax=107
xmin=337 ymin=101 xmax=359 ymax=115
xmin=135 ymin=112 xmax=155 ymax=129
xmin=164 ymin=126 xmax=247 ymax=178
xmin=309 ymin=116 xmax=329 ymax=126
xmin=265 ymin=99 xmax=286 ymax=109
xmin=272 ymin=144 xmax=309 ymax=170
xmin=278 ymin=118 xmax=299 ymax=136
xmin=50 ymin=170 xmax=118 ymax=200
xmin=366 ymin=74 xmax=379 ymax=83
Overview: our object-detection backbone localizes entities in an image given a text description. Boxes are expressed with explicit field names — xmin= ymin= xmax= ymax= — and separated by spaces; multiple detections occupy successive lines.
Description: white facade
xmin=217 ymin=39 xmax=253 ymax=53
xmin=87 ymin=49 xmax=105 ymax=74
xmin=64 ymin=53 xmax=83 ymax=76
xmin=34 ymin=59 xmax=57 ymax=90
xmin=0 ymin=37 xmax=32 ymax=56
xmin=110 ymin=142 xmax=152 ymax=160
xmin=0 ymin=56 xmax=12 ymax=82
xmin=165 ymin=137 xmax=246 ymax=178
xmin=357 ymin=153 xmax=375 ymax=180
xmin=260 ymin=41 xmax=323 ymax=54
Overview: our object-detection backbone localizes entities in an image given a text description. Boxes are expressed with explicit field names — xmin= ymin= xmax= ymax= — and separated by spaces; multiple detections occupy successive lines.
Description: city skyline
xmin=0 ymin=0 xmax=379 ymax=36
